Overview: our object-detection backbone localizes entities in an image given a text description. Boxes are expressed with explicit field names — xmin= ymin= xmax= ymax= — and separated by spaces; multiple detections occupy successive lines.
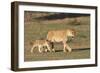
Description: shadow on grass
xmin=53 ymin=48 xmax=90 ymax=53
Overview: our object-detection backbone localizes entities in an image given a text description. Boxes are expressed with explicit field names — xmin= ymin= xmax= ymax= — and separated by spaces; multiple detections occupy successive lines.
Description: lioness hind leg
xmin=51 ymin=42 xmax=55 ymax=52
xmin=52 ymin=48 xmax=55 ymax=52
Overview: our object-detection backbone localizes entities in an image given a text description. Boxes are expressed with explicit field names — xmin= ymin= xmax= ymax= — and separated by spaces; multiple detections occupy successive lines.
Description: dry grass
xmin=24 ymin=12 xmax=90 ymax=61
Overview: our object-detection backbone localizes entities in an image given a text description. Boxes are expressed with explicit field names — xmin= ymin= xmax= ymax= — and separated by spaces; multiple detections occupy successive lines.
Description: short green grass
xmin=25 ymin=49 xmax=90 ymax=61
xmin=24 ymin=12 xmax=90 ymax=61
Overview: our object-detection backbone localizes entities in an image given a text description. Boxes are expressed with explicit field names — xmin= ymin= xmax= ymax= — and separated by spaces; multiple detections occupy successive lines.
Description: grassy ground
xmin=24 ymin=12 xmax=90 ymax=61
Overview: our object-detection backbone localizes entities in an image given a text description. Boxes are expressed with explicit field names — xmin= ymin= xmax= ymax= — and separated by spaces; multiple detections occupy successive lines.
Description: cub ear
xmin=46 ymin=39 xmax=50 ymax=42
xmin=30 ymin=41 xmax=33 ymax=45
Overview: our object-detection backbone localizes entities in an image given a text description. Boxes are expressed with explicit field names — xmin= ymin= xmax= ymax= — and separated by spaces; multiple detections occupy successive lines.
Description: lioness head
xmin=67 ymin=29 xmax=76 ymax=39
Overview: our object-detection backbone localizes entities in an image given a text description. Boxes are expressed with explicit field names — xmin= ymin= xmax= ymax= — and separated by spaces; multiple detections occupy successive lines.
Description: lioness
xmin=30 ymin=39 xmax=51 ymax=53
xmin=47 ymin=29 xmax=76 ymax=52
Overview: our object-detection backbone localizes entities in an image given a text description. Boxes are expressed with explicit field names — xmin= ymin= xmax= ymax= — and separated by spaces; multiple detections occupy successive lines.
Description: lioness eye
xmin=72 ymin=31 xmax=74 ymax=34
xmin=72 ymin=31 xmax=75 ymax=35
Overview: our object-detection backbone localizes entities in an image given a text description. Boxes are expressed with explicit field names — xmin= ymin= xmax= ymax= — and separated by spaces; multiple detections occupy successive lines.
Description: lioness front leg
xmin=66 ymin=43 xmax=72 ymax=52
xmin=63 ymin=44 xmax=67 ymax=52
xmin=63 ymin=42 xmax=72 ymax=52
xmin=51 ymin=42 xmax=55 ymax=52
xmin=63 ymin=42 xmax=67 ymax=52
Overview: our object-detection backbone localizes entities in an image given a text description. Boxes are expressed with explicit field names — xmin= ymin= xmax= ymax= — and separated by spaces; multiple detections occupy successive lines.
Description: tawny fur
xmin=30 ymin=39 xmax=51 ymax=53
xmin=47 ymin=29 xmax=76 ymax=52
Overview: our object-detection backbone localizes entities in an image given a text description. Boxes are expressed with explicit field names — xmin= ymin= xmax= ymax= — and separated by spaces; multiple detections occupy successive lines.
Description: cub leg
xmin=31 ymin=45 xmax=36 ymax=53
xmin=38 ymin=46 xmax=42 ymax=53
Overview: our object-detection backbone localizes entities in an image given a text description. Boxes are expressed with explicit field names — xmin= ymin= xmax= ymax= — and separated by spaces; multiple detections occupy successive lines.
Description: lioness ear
xmin=71 ymin=29 xmax=77 ymax=35
xmin=74 ymin=30 xmax=77 ymax=36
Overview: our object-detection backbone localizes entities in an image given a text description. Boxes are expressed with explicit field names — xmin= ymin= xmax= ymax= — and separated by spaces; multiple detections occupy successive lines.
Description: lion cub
xmin=30 ymin=39 xmax=51 ymax=53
